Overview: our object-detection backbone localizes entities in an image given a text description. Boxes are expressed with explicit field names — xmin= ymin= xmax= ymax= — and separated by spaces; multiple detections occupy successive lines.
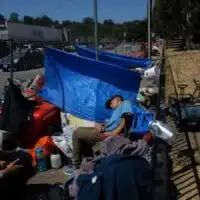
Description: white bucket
xmin=50 ymin=153 xmax=62 ymax=169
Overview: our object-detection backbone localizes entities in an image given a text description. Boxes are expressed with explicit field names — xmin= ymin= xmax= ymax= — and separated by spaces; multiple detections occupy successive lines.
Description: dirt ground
xmin=27 ymin=168 xmax=69 ymax=185
xmin=165 ymin=49 xmax=200 ymax=200
xmin=165 ymin=50 xmax=200 ymax=103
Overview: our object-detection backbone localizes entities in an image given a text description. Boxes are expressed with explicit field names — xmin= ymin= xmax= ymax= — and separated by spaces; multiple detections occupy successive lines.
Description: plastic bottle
xmin=35 ymin=147 xmax=48 ymax=172
xmin=149 ymin=120 xmax=174 ymax=144
xmin=50 ymin=150 xmax=62 ymax=169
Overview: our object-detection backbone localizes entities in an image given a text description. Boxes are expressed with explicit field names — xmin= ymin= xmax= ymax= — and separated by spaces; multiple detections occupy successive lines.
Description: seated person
xmin=72 ymin=95 xmax=133 ymax=169
xmin=0 ymin=150 xmax=35 ymax=199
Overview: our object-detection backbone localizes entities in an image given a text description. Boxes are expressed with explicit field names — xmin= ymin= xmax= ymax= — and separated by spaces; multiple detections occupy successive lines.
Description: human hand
xmin=95 ymin=123 xmax=103 ymax=133
xmin=104 ymin=132 xmax=115 ymax=137
xmin=0 ymin=161 xmax=8 ymax=169
xmin=6 ymin=159 xmax=23 ymax=173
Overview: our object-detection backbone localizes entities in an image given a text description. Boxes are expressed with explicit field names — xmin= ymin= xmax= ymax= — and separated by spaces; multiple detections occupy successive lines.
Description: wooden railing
xmin=166 ymin=39 xmax=184 ymax=50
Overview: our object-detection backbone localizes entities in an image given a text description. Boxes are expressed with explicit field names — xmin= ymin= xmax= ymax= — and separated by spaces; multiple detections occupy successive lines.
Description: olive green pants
xmin=72 ymin=127 xmax=106 ymax=169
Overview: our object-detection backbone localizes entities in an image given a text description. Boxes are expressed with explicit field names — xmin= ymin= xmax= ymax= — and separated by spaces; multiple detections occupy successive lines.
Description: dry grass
xmin=166 ymin=49 xmax=200 ymax=200
xmin=165 ymin=50 xmax=200 ymax=104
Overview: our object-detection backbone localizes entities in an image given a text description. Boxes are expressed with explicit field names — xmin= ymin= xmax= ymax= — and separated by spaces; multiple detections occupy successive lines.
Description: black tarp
xmin=0 ymin=80 xmax=36 ymax=134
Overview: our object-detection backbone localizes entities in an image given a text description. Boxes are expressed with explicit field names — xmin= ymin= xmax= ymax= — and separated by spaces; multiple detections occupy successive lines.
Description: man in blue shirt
xmin=72 ymin=95 xmax=133 ymax=169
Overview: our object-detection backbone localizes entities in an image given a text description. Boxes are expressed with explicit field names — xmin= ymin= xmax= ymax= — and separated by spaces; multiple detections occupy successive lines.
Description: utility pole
xmin=9 ymin=40 xmax=13 ymax=81
xmin=147 ymin=0 xmax=152 ymax=59
xmin=93 ymin=0 xmax=98 ymax=60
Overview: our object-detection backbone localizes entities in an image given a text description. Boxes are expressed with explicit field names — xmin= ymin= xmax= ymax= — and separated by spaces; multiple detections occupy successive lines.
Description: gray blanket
xmin=100 ymin=136 xmax=152 ymax=164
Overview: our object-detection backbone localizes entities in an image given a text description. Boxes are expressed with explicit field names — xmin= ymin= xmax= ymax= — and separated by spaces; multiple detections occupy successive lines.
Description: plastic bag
xmin=52 ymin=136 xmax=72 ymax=158
xmin=52 ymin=125 xmax=74 ymax=158
xmin=28 ymin=136 xmax=54 ymax=167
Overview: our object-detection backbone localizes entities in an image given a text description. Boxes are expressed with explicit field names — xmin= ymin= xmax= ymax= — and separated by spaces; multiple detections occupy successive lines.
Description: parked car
xmin=0 ymin=48 xmax=44 ymax=72
xmin=104 ymin=43 xmax=115 ymax=50
xmin=63 ymin=45 xmax=76 ymax=52
xmin=0 ymin=41 xmax=9 ymax=59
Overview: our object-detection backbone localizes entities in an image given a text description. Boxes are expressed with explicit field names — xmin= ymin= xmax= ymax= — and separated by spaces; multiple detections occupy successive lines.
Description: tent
xmin=39 ymin=47 xmax=141 ymax=122
xmin=75 ymin=45 xmax=152 ymax=69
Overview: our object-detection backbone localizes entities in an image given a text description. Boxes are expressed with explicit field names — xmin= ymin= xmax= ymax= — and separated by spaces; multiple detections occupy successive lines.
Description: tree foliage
xmin=9 ymin=12 xmax=19 ymax=22
xmin=0 ymin=13 xmax=147 ymax=42
xmin=153 ymin=0 xmax=200 ymax=39
xmin=0 ymin=14 xmax=5 ymax=24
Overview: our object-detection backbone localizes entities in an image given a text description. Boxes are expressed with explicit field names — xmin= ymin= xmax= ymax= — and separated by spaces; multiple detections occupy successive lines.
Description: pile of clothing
xmin=137 ymin=87 xmax=158 ymax=108
xmin=66 ymin=135 xmax=153 ymax=200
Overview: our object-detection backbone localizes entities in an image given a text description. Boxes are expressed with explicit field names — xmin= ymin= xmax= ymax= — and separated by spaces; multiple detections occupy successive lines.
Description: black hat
xmin=105 ymin=95 xmax=124 ymax=109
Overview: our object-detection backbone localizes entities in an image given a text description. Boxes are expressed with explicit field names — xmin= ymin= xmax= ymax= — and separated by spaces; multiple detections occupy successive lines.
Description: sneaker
xmin=15 ymin=147 xmax=28 ymax=152
xmin=63 ymin=166 xmax=78 ymax=177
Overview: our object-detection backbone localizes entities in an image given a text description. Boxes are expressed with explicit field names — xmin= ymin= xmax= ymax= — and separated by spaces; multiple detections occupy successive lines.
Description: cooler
xmin=20 ymin=102 xmax=61 ymax=148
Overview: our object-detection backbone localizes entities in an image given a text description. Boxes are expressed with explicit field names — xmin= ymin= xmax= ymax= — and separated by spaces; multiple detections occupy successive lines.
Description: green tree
xmin=0 ymin=14 xmax=5 ymax=24
xmin=152 ymin=0 xmax=200 ymax=40
xmin=9 ymin=12 xmax=19 ymax=22
xmin=81 ymin=17 xmax=94 ymax=38
xmin=99 ymin=19 xmax=114 ymax=39
xmin=54 ymin=20 xmax=61 ymax=28
xmin=82 ymin=17 xmax=94 ymax=24
xmin=103 ymin=19 xmax=114 ymax=25
xmin=124 ymin=20 xmax=147 ymax=41
xmin=34 ymin=15 xmax=53 ymax=26
xmin=112 ymin=24 xmax=124 ymax=41
xmin=8 ymin=12 xmax=153 ymax=42
xmin=23 ymin=15 xmax=34 ymax=25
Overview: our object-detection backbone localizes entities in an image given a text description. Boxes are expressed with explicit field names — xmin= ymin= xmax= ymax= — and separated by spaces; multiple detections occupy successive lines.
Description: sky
xmin=0 ymin=0 xmax=147 ymax=22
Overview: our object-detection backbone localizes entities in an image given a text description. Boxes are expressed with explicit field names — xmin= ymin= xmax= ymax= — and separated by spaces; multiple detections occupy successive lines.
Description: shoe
xmin=63 ymin=166 xmax=78 ymax=176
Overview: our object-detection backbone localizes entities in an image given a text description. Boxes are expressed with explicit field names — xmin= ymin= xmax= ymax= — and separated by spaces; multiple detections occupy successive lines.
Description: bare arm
xmin=0 ymin=168 xmax=14 ymax=179
xmin=95 ymin=123 xmax=105 ymax=133
xmin=0 ymin=170 xmax=5 ymax=178
xmin=0 ymin=168 xmax=11 ymax=178
xmin=104 ymin=118 xmax=125 ymax=137
xmin=0 ymin=159 xmax=23 ymax=179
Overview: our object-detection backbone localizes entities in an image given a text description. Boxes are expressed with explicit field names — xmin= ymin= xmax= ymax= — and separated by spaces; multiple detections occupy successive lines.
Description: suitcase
xmin=20 ymin=102 xmax=61 ymax=148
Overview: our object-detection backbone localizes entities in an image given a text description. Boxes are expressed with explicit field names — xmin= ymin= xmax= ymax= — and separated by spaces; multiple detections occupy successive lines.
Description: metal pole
xmin=147 ymin=0 xmax=152 ymax=59
xmin=93 ymin=0 xmax=98 ymax=60
xmin=9 ymin=40 xmax=14 ymax=81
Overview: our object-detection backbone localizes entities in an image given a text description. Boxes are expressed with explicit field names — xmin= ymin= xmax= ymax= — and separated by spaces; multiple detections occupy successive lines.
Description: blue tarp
xmin=40 ymin=47 xmax=141 ymax=122
xmin=75 ymin=45 xmax=152 ymax=69
xmin=105 ymin=50 xmax=150 ymax=62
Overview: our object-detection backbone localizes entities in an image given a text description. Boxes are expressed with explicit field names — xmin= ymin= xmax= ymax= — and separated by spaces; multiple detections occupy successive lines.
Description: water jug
xmin=50 ymin=152 xmax=62 ymax=169
xmin=35 ymin=147 xmax=48 ymax=172
xmin=149 ymin=120 xmax=174 ymax=143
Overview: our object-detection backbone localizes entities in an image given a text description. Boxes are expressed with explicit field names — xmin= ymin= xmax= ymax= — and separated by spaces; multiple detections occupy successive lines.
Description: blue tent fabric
xmin=104 ymin=50 xmax=150 ymax=61
xmin=75 ymin=45 xmax=152 ymax=69
xmin=39 ymin=47 xmax=141 ymax=122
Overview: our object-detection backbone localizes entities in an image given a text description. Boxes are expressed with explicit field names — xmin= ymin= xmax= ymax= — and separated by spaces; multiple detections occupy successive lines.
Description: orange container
xmin=28 ymin=136 xmax=55 ymax=167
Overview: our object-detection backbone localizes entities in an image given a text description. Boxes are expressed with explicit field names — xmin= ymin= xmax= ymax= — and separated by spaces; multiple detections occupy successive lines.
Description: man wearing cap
xmin=72 ymin=95 xmax=133 ymax=169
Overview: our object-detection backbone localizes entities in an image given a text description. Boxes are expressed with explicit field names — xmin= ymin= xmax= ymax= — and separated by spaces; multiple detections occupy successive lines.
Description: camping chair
xmin=122 ymin=112 xmax=134 ymax=135
xmin=123 ymin=107 xmax=153 ymax=137
xmin=192 ymin=79 xmax=200 ymax=102
xmin=178 ymin=83 xmax=188 ymax=98
xmin=93 ymin=113 xmax=139 ymax=156
xmin=123 ymin=112 xmax=145 ymax=141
